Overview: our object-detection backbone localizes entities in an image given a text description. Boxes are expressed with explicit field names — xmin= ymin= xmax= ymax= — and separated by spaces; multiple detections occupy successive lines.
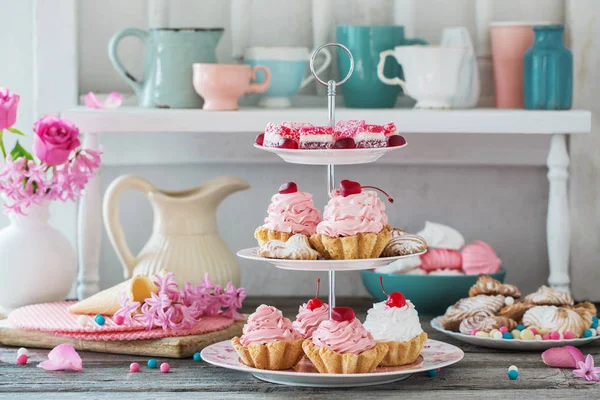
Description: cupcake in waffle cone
xmin=232 ymin=304 xmax=303 ymax=370
xmin=303 ymin=306 xmax=388 ymax=374
xmin=311 ymin=180 xmax=393 ymax=260
xmin=255 ymin=182 xmax=321 ymax=247
xmin=363 ymin=280 xmax=427 ymax=366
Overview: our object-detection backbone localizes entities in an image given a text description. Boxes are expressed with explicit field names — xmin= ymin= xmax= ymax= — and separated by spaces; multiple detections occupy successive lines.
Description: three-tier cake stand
xmin=201 ymin=43 xmax=463 ymax=387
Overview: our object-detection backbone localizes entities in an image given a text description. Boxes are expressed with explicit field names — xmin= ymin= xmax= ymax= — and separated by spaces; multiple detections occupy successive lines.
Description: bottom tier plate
xmin=200 ymin=339 xmax=464 ymax=388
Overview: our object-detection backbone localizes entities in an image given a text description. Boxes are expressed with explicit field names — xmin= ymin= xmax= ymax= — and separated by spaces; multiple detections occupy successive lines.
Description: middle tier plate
xmin=237 ymin=247 xmax=426 ymax=271
xmin=254 ymin=143 xmax=406 ymax=165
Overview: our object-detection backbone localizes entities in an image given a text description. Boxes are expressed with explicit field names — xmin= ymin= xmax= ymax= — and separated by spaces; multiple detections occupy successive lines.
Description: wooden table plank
xmin=0 ymin=297 xmax=597 ymax=398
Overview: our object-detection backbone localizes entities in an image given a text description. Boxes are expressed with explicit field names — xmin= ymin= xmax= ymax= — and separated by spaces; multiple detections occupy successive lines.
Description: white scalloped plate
xmin=201 ymin=339 xmax=464 ymax=387
xmin=237 ymin=247 xmax=426 ymax=271
xmin=254 ymin=143 xmax=406 ymax=165
xmin=431 ymin=316 xmax=600 ymax=350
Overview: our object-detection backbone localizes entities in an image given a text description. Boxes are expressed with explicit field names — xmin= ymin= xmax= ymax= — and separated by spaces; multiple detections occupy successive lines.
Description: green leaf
xmin=0 ymin=130 xmax=5 ymax=160
xmin=6 ymin=127 xmax=25 ymax=136
xmin=10 ymin=140 xmax=33 ymax=161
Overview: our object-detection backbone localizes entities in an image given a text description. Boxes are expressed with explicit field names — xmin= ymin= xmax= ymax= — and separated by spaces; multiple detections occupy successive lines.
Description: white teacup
xmin=377 ymin=46 xmax=467 ymax=109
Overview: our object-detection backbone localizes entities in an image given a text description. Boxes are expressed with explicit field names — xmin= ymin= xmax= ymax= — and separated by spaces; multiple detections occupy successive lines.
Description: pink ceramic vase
xmin=192 ymin=64 xmax=271 ymax=110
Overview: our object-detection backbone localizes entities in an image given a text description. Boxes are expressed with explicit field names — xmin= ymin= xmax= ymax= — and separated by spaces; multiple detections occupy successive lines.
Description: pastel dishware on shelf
xmin=489 ymin=21 xmax=551 ymax=108
xmin=336 ymin=25 xmax=427 ymax=108
xmin=441 ymin=27 xmax=480 ymax=108
xmin=377 ymin=45 xmax=467 ymax=109
xmin=192 ymin=64 xmax=271 ymax=110
xmin=108 ymin=27 xmax=224 ymax=108
xmin=360 ymin=269 xmax=507 ymax=316
xmin=103 ymin=174 xmax=249 ymax=287
xmin=524 ymin=25 xmax=573 ymax=110
xmin=244 ymin=47 xmax=331 ymax=108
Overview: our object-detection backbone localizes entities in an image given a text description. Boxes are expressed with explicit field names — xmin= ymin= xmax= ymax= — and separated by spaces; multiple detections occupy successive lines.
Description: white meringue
xmin=417 ymin=221 xmax=465 ymax=250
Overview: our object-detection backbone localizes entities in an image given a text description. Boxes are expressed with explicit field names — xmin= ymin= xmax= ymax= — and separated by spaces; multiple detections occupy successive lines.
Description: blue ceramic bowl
xmin=360 ymin=269 xmax=507 ymax=316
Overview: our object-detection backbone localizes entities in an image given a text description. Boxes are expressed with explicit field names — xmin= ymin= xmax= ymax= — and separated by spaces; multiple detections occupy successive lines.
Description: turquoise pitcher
xmin=109 ymin=28 xmax=224 ymax=108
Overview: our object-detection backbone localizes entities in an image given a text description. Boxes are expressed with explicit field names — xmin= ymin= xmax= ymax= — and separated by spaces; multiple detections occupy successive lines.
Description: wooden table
xmin=0 ymin=297 xmax=598 ymax=399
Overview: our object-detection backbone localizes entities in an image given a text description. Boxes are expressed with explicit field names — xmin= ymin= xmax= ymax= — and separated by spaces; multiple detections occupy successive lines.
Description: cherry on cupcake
xmin=306 ymin=278 xmax=324 ymax=311
xmin=387 ymin=135 xmax=406 ymax=147
xmin=331 ymin=306 xmax=355 ymax=322
xmin=379 ymin=276 xmax=406 ymax=308
xmin=255 ymin=133 xmax=265 ymax=146
xmin=334 ymin=137 xmax=356 ymax=149
xmin=278 ymin=182 xmax=298 ymax=194
xmin=339 ymin=180 xmax=394 ymax=203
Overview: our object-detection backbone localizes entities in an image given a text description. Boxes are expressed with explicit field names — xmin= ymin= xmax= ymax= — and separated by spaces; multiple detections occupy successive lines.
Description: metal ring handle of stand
xmin=309 ymin=43 xmax=354 ymax=87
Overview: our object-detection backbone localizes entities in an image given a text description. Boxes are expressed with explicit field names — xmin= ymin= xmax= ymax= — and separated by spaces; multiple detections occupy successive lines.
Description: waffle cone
xmin=302 ymin=340 xmax=389 ymax=374
xmin=378 ymin=332 xmax=427 ymax=367
xmin=254 ymin=226 xmax=294 ymax=247
xmin=68 ymin=275 xmax=157 ymax=315
xmin=231 ymin=337 xmax=304 ymax=370
xmin=309 ymin=228 xmax=391 ymax=260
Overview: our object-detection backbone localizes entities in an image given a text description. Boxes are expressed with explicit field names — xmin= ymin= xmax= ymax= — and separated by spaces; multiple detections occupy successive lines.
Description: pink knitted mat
xmin=8 ymin=301 xmax=235 ymax=341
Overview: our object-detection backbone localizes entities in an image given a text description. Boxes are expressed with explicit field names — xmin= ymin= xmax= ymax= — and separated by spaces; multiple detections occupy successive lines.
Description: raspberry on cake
xmin=299 ymin=125 xmax=334 ymax=149
xmin=355 ymin=124 xmax=387 ymax=148
xmin=263 ymin=123 xmax=298 ymax=148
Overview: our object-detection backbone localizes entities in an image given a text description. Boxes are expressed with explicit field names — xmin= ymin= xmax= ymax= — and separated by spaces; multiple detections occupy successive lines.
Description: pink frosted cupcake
xmin=302 ymin=306 xmax=389 ymax=373
xmin=254 ymin=181 xmax=321 ymax=246
xmin=231 ymin=305 xmax=304 ymax=370
xmin=293 ymin=279 xmax=329 ymax=339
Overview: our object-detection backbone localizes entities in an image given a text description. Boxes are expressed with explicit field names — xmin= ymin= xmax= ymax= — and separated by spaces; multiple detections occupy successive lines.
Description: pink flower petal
xmin=104 ymin=92 xmax=122 ymax=109
xmin=37 ymin=344 xmax=83 ymax=371
xmin=85 ymin=92 xmax=103 ymax=109
xmin=542 ymin=346 xmax=585 ymax=368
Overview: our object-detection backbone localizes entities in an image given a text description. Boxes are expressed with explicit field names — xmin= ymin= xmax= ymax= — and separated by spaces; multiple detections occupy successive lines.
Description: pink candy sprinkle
xmin=550 ymin=331 xmax=561 ymax=340
xmin=16 ymin=354 xmax=28 ymax=365
xmin=499 ymin=326 xmax=508 ymax=334
xmin=564 ymin=331 xmax=575 ymax=340
xmin=529 ymin=327 xmax=538 ymax=335
xmin=542 ymin=334 xmax=551 ymax=340
xmin=130 ymin=362 xmax=140 ymax=372
xmin=114 ymin=315 xmax=125 ymax=326
xmin=160 ymin=363 xmax=170 ymax=373
xmin=471 ymin=329 xmax=479 ymax=336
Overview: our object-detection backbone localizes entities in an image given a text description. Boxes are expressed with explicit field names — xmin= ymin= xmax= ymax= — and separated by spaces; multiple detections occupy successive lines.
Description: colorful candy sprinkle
xmin=516 ymin=324 xmax=525 ymax=331
xmin=94 ymin=314 xmax=105 ymax=326
xmin=492 ymin=331 xmax=503 ymax=339
xmin=521 ymin=329 xmax=535 ymax=341
xmin=550 ymin=331 xmax=561 ymax=340
xmin=193 ymin=352 xmax=202 ymax=362
xmin=499 ymin=326 xmax=509 ymax=334
xmin=147 ymin=358 xmax=158 ymax=369
xmin=17 ymin=348 xmax=28 ymax=356
xmin=535 ymin=334 xmax=543 ymax=341
xmin=504 ymin=296 xmax=515 ymax=306
xmin=593 ymin=316 xmax=598 ymax=325
xmin=529 ymin=327 xmax=538 ymax=335
xmin=471 ymin=329 xmax=479 ymax=336
xmin=502 ymin=332 xmax=513 ymax=340
xmin=542 ymin=333 xmax=551 ymax=340
xmin=114 ymin=315 xmax=125 ymax=326
xmin=160 ymin=363 xmax=170 ymax=373
xmin=426 ymin=369 xmax=439 ymax=377
xmin=508 ymin=365 xmax=518 ymax=372
xmin=508 ymin=369 xmax=519 ymax=380
xmin=564 ymin=331 xmax=575 ymax=340
xmin=584 ymin=329 xmax=595 ymax=338
xmin=475 ymin=331 xmax=489 ymax=338
xmin=16 ymin=354 xmax=28 ymax=365
xmin=130 ymin=362 xmax=140 ymax=372
xmin=592 ymin=320 xmax=598 ymax=329
xmin=511 ymin=330 xmax=521 ymax=339
xmin=77 ymin=315 xmax=89 ymax=327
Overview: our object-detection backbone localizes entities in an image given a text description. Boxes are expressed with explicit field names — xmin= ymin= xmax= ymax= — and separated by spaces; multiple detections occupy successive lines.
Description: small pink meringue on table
xmin=461 ymin=240 xmax=502 ymax=275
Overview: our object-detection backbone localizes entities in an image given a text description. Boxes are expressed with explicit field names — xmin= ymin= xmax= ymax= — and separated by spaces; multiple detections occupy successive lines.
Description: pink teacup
xmin=192 ymin=64 xmax=271 ymax=110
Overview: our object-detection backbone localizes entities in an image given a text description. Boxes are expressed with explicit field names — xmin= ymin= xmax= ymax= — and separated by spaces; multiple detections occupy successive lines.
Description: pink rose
xmin=0 ymin=88 xmax=20 ymax=130
xmin=32 ymin=115 xmax=81 ymax=166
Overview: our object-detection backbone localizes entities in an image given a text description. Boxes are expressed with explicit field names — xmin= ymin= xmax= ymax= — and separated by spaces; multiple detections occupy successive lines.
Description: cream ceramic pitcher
xmin=103 ymin=175 xmax=250 ymax=287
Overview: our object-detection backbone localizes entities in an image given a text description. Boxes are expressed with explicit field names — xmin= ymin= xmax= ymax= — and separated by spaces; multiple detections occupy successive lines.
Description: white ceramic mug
xmin=377 ymin=46 xmax=467 ymax=109
xmin=244 ymin=46 xmax=331 ymax=108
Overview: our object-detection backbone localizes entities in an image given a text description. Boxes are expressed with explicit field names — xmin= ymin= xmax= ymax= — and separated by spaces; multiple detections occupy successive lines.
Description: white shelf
xmin=62 ymin=107 xmax=591 ymax=135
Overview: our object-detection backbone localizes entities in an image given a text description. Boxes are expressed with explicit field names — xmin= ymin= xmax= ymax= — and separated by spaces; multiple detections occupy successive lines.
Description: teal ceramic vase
xmin=109 ymin=27 xmax=224 ymax=109
xmin=524 ymin=25 xmax=572 ymax=110
xmin=336 ymin=25 xmax=427 ymax=108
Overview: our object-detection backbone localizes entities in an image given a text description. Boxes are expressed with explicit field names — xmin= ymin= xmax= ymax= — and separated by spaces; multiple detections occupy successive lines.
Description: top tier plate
xmin=254 ymin=143 xmax=407 ymax=165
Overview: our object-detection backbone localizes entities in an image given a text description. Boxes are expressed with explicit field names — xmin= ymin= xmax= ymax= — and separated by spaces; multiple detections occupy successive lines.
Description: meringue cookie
xmin=416 ymin=221 xmax=465 ymax=250
xmin=374 ymin=256 xmax=422 ymax=274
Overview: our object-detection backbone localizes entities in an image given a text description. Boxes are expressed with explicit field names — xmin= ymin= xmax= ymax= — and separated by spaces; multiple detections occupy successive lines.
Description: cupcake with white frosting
xmin=363 ymin=277 xmax=427 ymax=366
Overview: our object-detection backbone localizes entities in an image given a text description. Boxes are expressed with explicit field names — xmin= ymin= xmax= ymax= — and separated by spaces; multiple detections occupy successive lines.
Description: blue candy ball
xmin=426 ymin=369 xmax=438 ymax=377
xmin=593 ymin=316 xmax=598 ymax=324
xmin=508 ymin=370 xmax=519 ymax=380
xmin=94 ymin=314 xmax=105 ymax=326
xmin=592 ymin=321 xmax=598 ymax=329
xmin=584 ymin=329 xmax=594 ymax=338
xmin=502 ymin=332 xmax=513 ymax=340
xmin=147 ymin=358 xmax=158 ymax=368
xmin=516 ymin=324 xmax=525 ymax=331
xmin=193 ymin=352 xmax=202 ymax=362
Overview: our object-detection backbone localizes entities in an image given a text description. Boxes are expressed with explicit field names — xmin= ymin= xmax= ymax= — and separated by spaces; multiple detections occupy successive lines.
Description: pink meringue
xmin=419 ymin=248 xmax=462 ymax=272
xmin=461 ymin=240 xmax=502 ymax=275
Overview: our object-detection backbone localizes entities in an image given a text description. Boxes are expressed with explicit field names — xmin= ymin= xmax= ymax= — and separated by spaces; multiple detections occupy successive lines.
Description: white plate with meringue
xmin=201 ymin=339 xmax=463 ymax=388
xmin=430 ymin=316 xmax=600 ymax=350
xmin=237 ymin=247 xmax=426 ymax=271
xmin=254 ymin=144 xmax=406 ymax=165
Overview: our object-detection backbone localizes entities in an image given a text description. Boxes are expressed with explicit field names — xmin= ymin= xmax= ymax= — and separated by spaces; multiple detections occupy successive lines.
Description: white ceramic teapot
xmin=103 ymin=175 xmax=250 ymax=287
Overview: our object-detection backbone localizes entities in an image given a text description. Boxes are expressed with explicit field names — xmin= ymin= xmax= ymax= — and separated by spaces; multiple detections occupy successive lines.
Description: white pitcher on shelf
xmin=103 ymin=175 xmax=250 ymax=287
xmin=441 ymin=27 xmax=480 ymax=108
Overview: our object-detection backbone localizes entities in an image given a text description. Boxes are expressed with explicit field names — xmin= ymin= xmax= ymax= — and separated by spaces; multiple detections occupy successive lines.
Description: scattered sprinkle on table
xmin=193 ymin=352 xmax=202 ymax=362
xmin=130 ymin=362 xmax=140 ymax=372
xmin=17 ymin=347 xmax=28 ymax=356
xmin=426 ymin=369 xmax=439 ymax=377
xmin=160 ymin=363 xmax=170 ymax=373
xmin=148 ymin=358 xmax=158 ymax=369
xmin=508 ymin=369 xmax=519 ymax=380
xmin=508 ymin=365 xmax=518 ymax=372
xmin=16 ymin=354 xmax=28 ymax=365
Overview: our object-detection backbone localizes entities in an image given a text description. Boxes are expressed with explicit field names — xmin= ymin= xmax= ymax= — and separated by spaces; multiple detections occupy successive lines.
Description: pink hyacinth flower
xmin=573 ymin=354 xmax=600 ymax=382
xmin=85 ymin=92 xmax=122 ymax=110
